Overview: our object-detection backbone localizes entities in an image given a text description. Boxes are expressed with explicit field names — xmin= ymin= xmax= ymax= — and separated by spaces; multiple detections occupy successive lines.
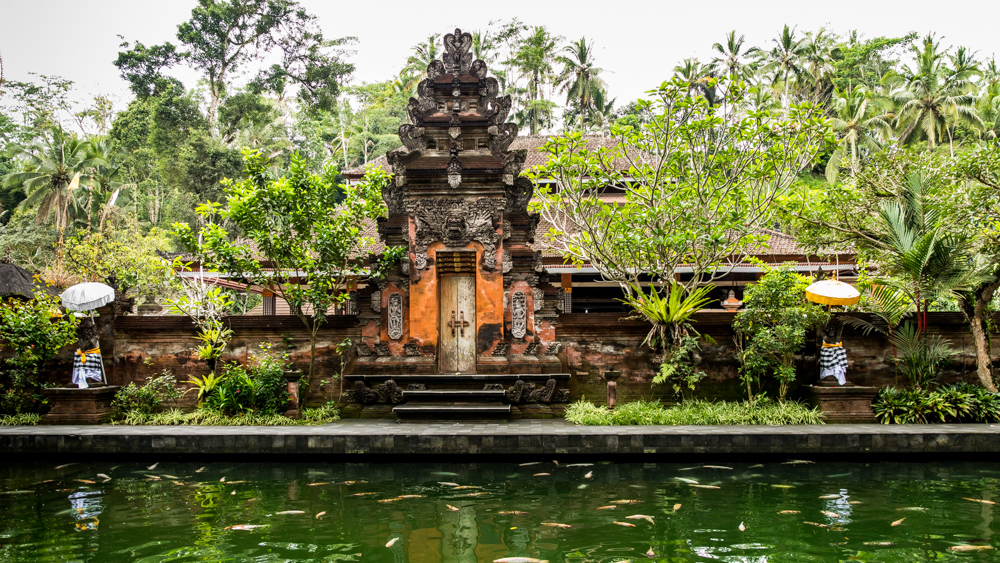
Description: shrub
xmin=564 ymin=398 xmax=824 ymax=425
xmin=0 ymin=413 xmax=41 ymax=426
xmin=204 ymin=345 xmax=289 ymax=415
xmin=116 ymin=408 xmax=334 ymax=426
xmin=301 ymin=402 xmax=340 ymax=424
xmin=873 ymin=383 xmax=1000 ymax=424
xmin=110 ymin=371 xmax=180 ymax=419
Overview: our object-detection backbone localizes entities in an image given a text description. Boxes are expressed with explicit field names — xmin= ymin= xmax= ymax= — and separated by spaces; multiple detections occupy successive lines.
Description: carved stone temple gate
xmin=345 ymin=29 xmax=570 ymax=420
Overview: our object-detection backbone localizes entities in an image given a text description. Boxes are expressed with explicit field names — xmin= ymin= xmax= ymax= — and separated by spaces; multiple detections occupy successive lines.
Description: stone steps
xmin=392 ymin=402 xmax=511 ymax=422
xmin=401 ymin=389 xmax=506 ymax=402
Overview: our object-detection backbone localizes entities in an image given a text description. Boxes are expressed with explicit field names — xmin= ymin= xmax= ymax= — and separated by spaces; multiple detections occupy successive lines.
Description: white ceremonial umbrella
xmin=805 ymin=279 xmax=861 ymax=307
xmin=61 ymin=282 xmax=116 ymax=385
xmin=60 ymin=282 xmax=116 ymax=312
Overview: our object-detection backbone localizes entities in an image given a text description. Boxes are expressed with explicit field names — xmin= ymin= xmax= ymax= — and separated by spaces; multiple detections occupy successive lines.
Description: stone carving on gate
xmin=532 ymin=287 xmax=544 ymax=311
xmin=511 ymin=291 xmax=527 ymax=339
xmin=409 ymin=197 xmax=503 ymax=271
xmin=387 ymin=293 xmax=404 ymax=340
xmin=370 ymin=290 xmax=381 ymax=313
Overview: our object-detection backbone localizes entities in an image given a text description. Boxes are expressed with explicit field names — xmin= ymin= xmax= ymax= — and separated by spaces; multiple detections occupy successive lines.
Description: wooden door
xmin=439 ymin=274 xmax=476 ymax=373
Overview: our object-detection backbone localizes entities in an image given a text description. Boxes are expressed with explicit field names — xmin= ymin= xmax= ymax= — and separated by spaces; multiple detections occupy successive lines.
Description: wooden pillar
xmin=262 ymin=290 xmax=275 ymax=316
xmin=561 ymin=273 xmax=573 ymax=313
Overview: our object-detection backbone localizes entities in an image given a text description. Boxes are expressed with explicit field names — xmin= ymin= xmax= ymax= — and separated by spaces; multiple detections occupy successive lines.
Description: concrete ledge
xmin=3 ymin=420 xmax=1000 ymax=458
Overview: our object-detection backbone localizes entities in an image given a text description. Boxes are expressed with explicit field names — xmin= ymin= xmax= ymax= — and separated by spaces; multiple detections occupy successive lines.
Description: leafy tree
xmin=174 ymin=150 xmax=388 ymax=379
xmin=734 ymin=264 xmax=830 ymax=400
xmin=512 ymin=26 xmax=561 ymax=135
xmin=529 ymin=76 xmax=830 ymax=295
xmin=763 ymin=25 xmax=808 ymax=108
xmin=711 ymin=30 xmax=761 ymax=81
xmin=824 ymin=86 xmax=893 ymax=182
xmin=556 ymin=37 xmax=607 ymax=130
xmin=831 ymin=31 xmax=917 ymax=92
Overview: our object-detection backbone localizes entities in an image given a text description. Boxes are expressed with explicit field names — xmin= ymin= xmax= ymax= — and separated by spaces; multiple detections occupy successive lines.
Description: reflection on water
xmin=1 ymin=460 xmax=998 ymax=562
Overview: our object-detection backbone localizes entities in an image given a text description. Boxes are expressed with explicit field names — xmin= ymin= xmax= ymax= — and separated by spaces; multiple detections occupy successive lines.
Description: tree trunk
xmin=961 ymin=277 xmax=1000 ymax=392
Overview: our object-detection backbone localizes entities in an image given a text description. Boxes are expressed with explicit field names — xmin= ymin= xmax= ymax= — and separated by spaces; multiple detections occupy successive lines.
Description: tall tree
xmin=825 ymin=86 xmax=893 ymax=182
xmin=556 ymin=37 xmax=608 ymax=130
xmin=512 ymin=26 xmax=560 ymax=135
xmin=764 ymin=25 xmax=808 ymax=108
xmin=711 ymin=30 xmax=760 ymax=82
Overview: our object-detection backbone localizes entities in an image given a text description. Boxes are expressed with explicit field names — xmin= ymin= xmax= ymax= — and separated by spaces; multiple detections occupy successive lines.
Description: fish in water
xmin=54 ymin=463 xmax=78 ymax=470
xmin=818 ymin=494 xmax=841 ymax=499
xmin=378 ymin=498 xmax=401 ymax=503
xmin=949 ymin=545 xmax=994 ymax=551
xmin=863 ymin=542 xmax=896 ymax=546
xmin=220 ymin=477 xmax=226 ymax=482
xmin=307 ymin=482 xmax=329 ymax=486
xmin=438 ymin=482 xmax=460 ymax=487
xmin=96 ymin=474 xmax=111 ymax=481
xmin=614 ymin=521 xmax=636 ymax=527
xmin=352 ymin=492 xmax=376 ymax=496
xmin=386 ymin=537 xmax=399 ymax=548
xmin=673 ymin=504 xmax=682 ymax=512
xmin=704 ymin=465 xmax=733 ymax=470
xmin=674 ymin=477 xmax=699 ymax=484
xmin=578 ymin=484 xmax=588 ymax=490
xmin=453 ymin=486 xmax=481 ymax=489
xmin=783 ymin=460 xmax=814 ymax=465
xmin=519 ymin=462 xmax=542 ymax=466
xmin=147 ymin=463 xmax=159 ymax=471
xmin=773 ymin=485 xmax=796 ymax=489
xmin=896 ymin=507 xmax=927 ymax=512
xmin=446 ymin=505 xmax=460 ymax=512
xmin=678 ymin=467 xmax=699 ymax=471
xmin=552 ymin=460 xmax=559 ymax=465
xmin=227 ymin=524 xmax=267 ymax=530
xmin=230 ymin=491 xmax=236 ymax=495
xmin=533 ymin=473 xmax=550 ymax=477
xmin=565 ymin=463 xmax=594 ymax=467
xmin=162 ymin=474 xmax=180 ymax=480
xmin=691 ymin=485 xmax=721 ymax=489
xmin=341 ymin=480 xmax=369 ymax=485
xmin=276 ymin=511 xmax=305 ymax=515
xmin=610 ymin=500 xmax=644 ymax=504
xmin=627 ymin=515 xmax=654 ymax=524
xmin=74 ymin=479 xmax=95 ymax=484
xmin=315 ymin=512 xmax=326 ymax=519
xmin=821 ymin=511 xmax=842 ymax=518
xmin=779 ymin=510 xmax=801 ymax=514
xmin=398 ymin=495 xmax=426 ymax=499
xmin=465 ymin=492 xmax=490 ymax=497
xmin=584 ymin=472 xmax=593 ymax=479
xmin=748 ymin=464 xmax=763 ymax=468
xmin=0 ymin=490 xmax=34 ymax=495
xmin=739 ymin=522 xmax=746 ymax=531
xmin=848 ymin=501 xmax=863 ymax=505
xmin=541 ymin=523 xmax=571 ymax=528
xmin=891 ymin=518 xmax=905 ymax=526
xmin=499 ymin=511 xmax=530 ymax=515
xmin=597 ymin=506 xmax=617 ymax=510
xmin=195 ymin=467 xmax=206 ymax=473
xmin=646 ymin=547 xmax=656 ymax=558
xmin=803 ymin=521 xmax=829 ymax=528
xmin=432 ymin=472 xmax=460 ymax=476
xmin=493 ymin=558 xmax=549 ymax=563
xmin=963 ymin=498 xmax=997 ymax=505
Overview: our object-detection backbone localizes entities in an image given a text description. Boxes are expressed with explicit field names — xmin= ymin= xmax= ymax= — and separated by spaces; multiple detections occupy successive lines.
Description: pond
xmin=1 ymin=459 xmax=998 ymax=562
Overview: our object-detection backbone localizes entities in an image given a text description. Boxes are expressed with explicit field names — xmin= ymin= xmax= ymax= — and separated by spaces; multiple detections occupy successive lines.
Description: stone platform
xmin=2 ymin=420 xmax=999 ymax=459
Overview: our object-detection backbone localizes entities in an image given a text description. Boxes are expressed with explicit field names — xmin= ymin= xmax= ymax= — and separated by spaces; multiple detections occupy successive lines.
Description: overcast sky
xmin=1 ymin=0 xmax=997 ymax=113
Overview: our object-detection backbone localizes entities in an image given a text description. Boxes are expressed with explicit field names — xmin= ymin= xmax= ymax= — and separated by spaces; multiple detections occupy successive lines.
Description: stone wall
xmin=555 ymin=311 xmax=998 ymax=405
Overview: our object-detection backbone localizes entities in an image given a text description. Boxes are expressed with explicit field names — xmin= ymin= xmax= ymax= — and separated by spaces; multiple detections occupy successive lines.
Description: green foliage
xmin=186 ymin=371 xmax=226 ymax=406
xmin=734 ymin=264 xmax=830 ymax=400
xmin=300 ymin=401 xmax=340 ymax=424
xmin=203 ymin=344 xmax=289 ymax=415
xmin=117 ymin=408 xmax=298 ymax=426
xmin=64 ymin=218 xmax=174 ymax=296
xmin=564 ymin=398 xmax=824 ymax=426
xmin=110 ymin=371 xmax=180 ymax=419
xmin=888 ymin=322 xmax=958 ymax=388
xmin=193 ymin=320 xmax=235 ymax=372
xmin=873 ymin=382 xmax=1000 ymax=424
xmin=0 ymin=413 xmax=41 ymax=426
xmin=0 ymin=292 xmax=80 ymax=411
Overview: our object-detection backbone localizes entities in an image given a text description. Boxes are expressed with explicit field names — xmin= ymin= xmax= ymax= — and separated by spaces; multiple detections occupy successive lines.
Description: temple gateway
xmin=344 ymin=29 xmax=570 ymax=419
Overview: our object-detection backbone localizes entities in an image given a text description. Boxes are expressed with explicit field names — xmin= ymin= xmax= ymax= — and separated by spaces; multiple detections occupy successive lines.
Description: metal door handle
xmin=459 ymin=311 xmax=466 ymax=337
xmin=450 ymin=311 xmax=456 ymax=336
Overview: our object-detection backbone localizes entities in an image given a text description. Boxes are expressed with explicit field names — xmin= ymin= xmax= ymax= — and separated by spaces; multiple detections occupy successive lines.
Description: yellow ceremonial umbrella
xmin=805 ymin=279 xmax=860 ymax=307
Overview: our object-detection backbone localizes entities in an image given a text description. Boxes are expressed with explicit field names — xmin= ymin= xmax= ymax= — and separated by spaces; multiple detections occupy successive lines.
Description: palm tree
xmin=673 ymin=58 xmax=718 ymax=105
xmin=890 ymin=34 xmax=982 ymax=154
xmin=763 ymin=25 xmax=808 ymax=108
xmin=711 ymin=30 xmax=760 ymax=82
xmin=399 ymin=34 xmax=441 ymax=91
xmin=800 ymin=28 xmax=839 ymax=103
xmin=512 ymin=26 xmax=560 ymax=135
xmin=2 ymin=126 xmax=103 ymax=230
xmin=825 ymin=87 xmax=893 ymax=182
xmin=556 ymin=37 xmax=608 ymax=130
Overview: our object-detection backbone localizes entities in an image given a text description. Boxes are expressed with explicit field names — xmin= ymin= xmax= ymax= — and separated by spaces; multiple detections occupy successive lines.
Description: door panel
xmin=439 ymin=275 xmax=476 ymax=373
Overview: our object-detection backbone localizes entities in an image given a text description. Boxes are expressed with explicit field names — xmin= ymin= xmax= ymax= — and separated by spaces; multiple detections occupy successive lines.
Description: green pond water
xmin=1 ymin=459 xmax=999 ymax=562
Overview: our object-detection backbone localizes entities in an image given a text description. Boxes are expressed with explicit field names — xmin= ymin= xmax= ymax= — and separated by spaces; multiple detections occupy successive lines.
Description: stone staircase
xmin=343 ymin=373 xmax=571 ymax=421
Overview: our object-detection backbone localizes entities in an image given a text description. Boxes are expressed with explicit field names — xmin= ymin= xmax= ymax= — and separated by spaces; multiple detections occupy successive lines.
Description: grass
xmin=0 ymin=413 xmax=41 ymax=426
xmin=564 ymin=398 xmax=825 ymax=426
xmin=115 ymin=404 xmax=340 ymax=426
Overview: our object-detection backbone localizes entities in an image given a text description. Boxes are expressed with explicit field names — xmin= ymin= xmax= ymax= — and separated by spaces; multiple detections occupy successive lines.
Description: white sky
xmin=1 ymin=0 xmax=998 ymax=114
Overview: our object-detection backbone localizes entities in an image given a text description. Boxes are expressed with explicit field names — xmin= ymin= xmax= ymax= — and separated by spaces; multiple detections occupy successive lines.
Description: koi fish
xmin=610 ymin=499 xmax=644 ymax=504
xmin=804 ymin=521 xmax=828 ymax=528
xmin=54 ymin=463 xmax=78 ymax=470
xmin=276 ymin=510 xmax=305 ymax=515
xmin=783 ymin=460 xmax=814 ymax=465
xmin=949 ymin=545 xmax=994 ymax=551
xmin=646 ymin=547 xmax=656 ymax=558
xmin=306 ymin=482 xmax=329 ymax=486
xmin=614 ymin=521 xmax=636 ymax=527
xmin=691 ymin=484 xmax=720 ymax=489
xmin=519 ymin=462 xmax=542 ymax=466
xmin=377 ymin=498 xmax=401 ymax=503
xmin=315 ymin=512 xmax=326 ymax=519
xmin=672 ymin=503 xmax=682 ymax=512
xmin=565 ymin=463 xmax=593 ymax=467
xmin=352 ymin=492 xmax=376 ymax=496
xmin=195 ymin=467 xmax=206 ymax=473
xmin=739 ymin=522 xmax=746 ymax=531
xmin=398 ymin=495 xmax=426 ymax=499
xmin=453 ymin=486 xmax=480 ymax=489
xmin=863 ymin=542 xmax=896 ymax=546
xmin=227 ymin=524 xmax=266 ymax=530
xmin=772 ymin=485 xmax=795 ymax=489
xmin=533 ymin=473 xmax=550 ymax=477
xmin=147 ymin=463 xmax=159 ymax=470
xmin=674 ymin=477 xmax=699 ymax=484
xmin=821 ymin=511 xmax=842 ymax=518
xmin=74 ymin=479 xmax=95 ymax=484
xmin=779 ymin=510 xmax=801 ymax=514
xmin=541 ymin=523 xmax=571 ymax=528
xmin=748 ymin=464 xmax=763 ymax=468
xmin=704 ymin=465 xmax=733 ymax=470
xmin=597 ymin=506 xmax=617 ymax=510
xmin=584 ymin=471 xmax=593 ymax=479
xmin=891 ymin=518 xmax=905 ymax=526
xmin=96 ymin=474 xmax=111 ymax=481
xmin=964 ymin=498 xmax=997 ymax=504
xmin=162 ymin=474 xmax=180 ymax=480
xmin=498 ymin=511 xmax=530 ymax=514
xmin=626 ymin=515 xmax=654 ymax=524
xmin=386 ymin=537 xmax=399 ymax=547
xmin=493 ymin=558 xmax=549 ymax=563
xmin=446 ymin=505 xmax=460 ymax=511
xmin=465 ymin=492 xmax=490 ymax=497
xmin=438 ymin=482 xmax=460 ymax=487
xmin=818 ymin=494 xmax=841 ymax=499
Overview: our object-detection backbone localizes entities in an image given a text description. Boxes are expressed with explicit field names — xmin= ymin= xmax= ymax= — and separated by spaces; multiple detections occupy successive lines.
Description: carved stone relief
xmin=408 ymin=198 xmax=503 ymax=270
xmin=387 ymin=293 xmax=404 ymax=340
xmin=442 ymin=28 xmax=473 ymax=74
xmin=511 ymin=291 xmax=527 ymax=339
xmin=370 ymin=290 xmax=381 ymax=313
xmin=532 ymin=287 xmax=544 ymax=311
xmin=502 ymin=250 xmax=512 ymax=273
